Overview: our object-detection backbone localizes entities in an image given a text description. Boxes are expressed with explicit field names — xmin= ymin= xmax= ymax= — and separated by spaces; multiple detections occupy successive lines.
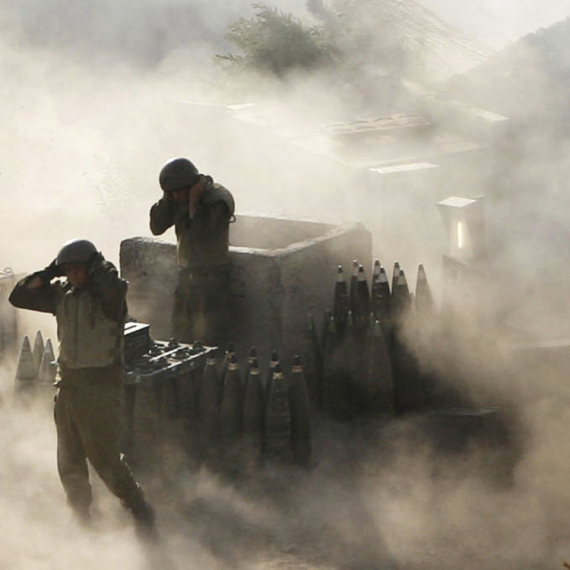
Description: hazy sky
xmin=419 ymin=0 xmax=570 ymax=47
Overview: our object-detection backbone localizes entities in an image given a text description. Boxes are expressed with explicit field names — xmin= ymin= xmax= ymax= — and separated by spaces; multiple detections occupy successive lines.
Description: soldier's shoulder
xmin=203 ymin=182 xmax=234 ymax=216
xmin=92 ymin=260 xmax=126 ymax=285
xmin=99 ymin=259 xmax=119 ymax=274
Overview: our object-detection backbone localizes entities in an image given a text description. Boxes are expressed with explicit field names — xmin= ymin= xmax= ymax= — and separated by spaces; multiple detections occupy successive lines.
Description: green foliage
xmin=217 ymin=1 xmax=415 ymax=82
xmin=217 ymin=3 xmax=336 ymax=78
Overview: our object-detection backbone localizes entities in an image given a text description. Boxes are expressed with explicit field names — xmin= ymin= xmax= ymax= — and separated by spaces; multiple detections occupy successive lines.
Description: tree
xmin=217 ymin=3 xmax=336 ymax=78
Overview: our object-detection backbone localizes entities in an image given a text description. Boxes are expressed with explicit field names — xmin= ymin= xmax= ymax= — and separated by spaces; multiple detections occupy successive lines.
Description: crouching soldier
xmin=9 ymin=238 xmax=157 ymax=539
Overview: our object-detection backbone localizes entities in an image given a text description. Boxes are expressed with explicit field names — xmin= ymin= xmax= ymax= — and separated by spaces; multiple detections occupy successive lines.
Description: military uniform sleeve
xmin=209 ymin=201 xmax=231 ymax=234
xmin=9 ymin=273 xmax=59 ymax=314
xmin=202 ymin=183 xmax=235 ymax=218
xmin=88 ymin=260 xmax=128 ymax=322
xmin=149 ymin=198 xmax=177 ymax=235
xmin=201 ymin=183 xmax=233 ymax=230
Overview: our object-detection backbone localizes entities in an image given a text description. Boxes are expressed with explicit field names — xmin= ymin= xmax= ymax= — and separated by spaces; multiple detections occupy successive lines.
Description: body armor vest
xmin=56 ymin=288 xmax=124 ymax=369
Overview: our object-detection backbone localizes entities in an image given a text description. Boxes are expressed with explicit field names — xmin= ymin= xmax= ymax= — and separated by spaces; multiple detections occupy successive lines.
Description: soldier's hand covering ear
xmin=88 ymin=252 xmax=105 ymax=276
xmin=41 ymin=259 xmax=64 ymax=282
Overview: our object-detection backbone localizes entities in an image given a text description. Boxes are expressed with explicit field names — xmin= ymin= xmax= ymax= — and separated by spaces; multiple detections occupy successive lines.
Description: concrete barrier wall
xmin=0 ymin=269 xmax=18 ymax=361
xmin=120 ymin=214 xmax=372 ymax=360
xmin=120 ymin=238 xmax=178 ymax=339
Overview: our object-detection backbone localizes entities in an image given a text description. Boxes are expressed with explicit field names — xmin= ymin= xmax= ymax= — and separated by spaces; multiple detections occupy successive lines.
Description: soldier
xmin=149 ymin=157 xmax=235 ymax=346
xmin=9 ymin=239 xmax=156 ymax=538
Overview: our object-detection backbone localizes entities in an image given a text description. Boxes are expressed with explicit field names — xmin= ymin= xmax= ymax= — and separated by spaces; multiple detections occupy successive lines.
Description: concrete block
xmin=0 ymin=268 xmax=18 ymax=360
xmin=120 ymin=238 xmax=178 ymax=339
xmin=120 ymin=214 xmax=372 ymax=360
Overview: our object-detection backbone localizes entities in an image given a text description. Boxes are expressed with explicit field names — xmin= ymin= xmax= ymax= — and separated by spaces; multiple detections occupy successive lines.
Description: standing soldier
xmin=149 ymin=157 xmax=235 ymax=346
xmin=9 ymin=239 xmax=156 ymax=538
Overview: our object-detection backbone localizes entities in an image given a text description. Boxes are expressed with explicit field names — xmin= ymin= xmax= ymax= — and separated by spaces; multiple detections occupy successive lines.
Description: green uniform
xmin=9 ymin=259 xmax=146 ymax=517
xmin=149 ymin=176 xmax=235 ymax=346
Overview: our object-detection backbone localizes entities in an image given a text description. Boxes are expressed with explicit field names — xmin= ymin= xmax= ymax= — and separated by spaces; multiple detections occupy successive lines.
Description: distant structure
xmin=204 ymin=93 xmax=510 ymax=208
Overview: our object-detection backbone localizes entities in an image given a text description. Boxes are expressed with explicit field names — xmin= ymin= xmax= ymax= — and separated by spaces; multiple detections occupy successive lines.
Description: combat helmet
xmin=159 ymin=157 xmax=200 ymax=192
xmin=56 ymin=239 xmax=98 ymax=267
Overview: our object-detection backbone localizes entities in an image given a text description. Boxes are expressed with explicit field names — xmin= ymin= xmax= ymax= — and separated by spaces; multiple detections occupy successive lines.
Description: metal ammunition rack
xmin=124 ymin=339 xmax=217 ymax=387
xmin=123 ymin=321 xmax=217 ymax=387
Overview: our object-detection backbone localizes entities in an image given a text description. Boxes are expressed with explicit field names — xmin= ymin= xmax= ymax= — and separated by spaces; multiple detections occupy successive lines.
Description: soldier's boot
xmin=71 ymin=503 xmax=92 ymax=529
xmin=130 ymin=500 xmax=158 ymax=542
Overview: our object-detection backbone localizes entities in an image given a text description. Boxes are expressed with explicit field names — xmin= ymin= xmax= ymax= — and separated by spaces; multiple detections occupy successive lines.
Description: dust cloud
xmin=2 ymin=0 xmax=570 ymax=568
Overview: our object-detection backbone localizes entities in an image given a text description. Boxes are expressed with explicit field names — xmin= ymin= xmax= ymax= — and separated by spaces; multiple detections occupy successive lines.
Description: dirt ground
xmin=127 ymin=410 xmax=562 ymax=570
xmin=2 ymin=378 xmax=569 ymax=570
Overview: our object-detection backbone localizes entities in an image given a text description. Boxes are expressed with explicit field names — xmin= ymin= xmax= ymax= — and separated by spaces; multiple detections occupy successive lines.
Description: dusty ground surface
xmin=124 ymin=410 xmax=563 ymax=570
xmin=2 ymin=380 xmax=570 ymax=570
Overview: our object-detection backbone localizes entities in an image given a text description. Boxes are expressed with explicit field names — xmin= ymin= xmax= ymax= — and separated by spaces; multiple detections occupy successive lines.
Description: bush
xmin=217 ymin=3 xmax=336 ymax=78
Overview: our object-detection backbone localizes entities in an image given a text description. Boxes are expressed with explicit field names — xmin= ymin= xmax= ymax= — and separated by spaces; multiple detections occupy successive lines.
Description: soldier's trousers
xmin=54 ymin=365 xmax=145 ymax=513
xmin=172 ymin=265 xmax=231 ymax=347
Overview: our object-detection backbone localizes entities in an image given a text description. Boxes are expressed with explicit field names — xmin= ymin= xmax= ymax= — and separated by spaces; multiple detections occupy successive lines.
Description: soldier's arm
xmin=9 ymin=269 xmax=58 ymax=314
xmin=202 ymin=183 xmax=234 ymax=234
xmin=208 ymin=201 xmax=231 ymax=234
xmin=149 ymin=196 xmax=177 ymax=235
xmin=88 ymin=257 xmax=128 ymax=322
